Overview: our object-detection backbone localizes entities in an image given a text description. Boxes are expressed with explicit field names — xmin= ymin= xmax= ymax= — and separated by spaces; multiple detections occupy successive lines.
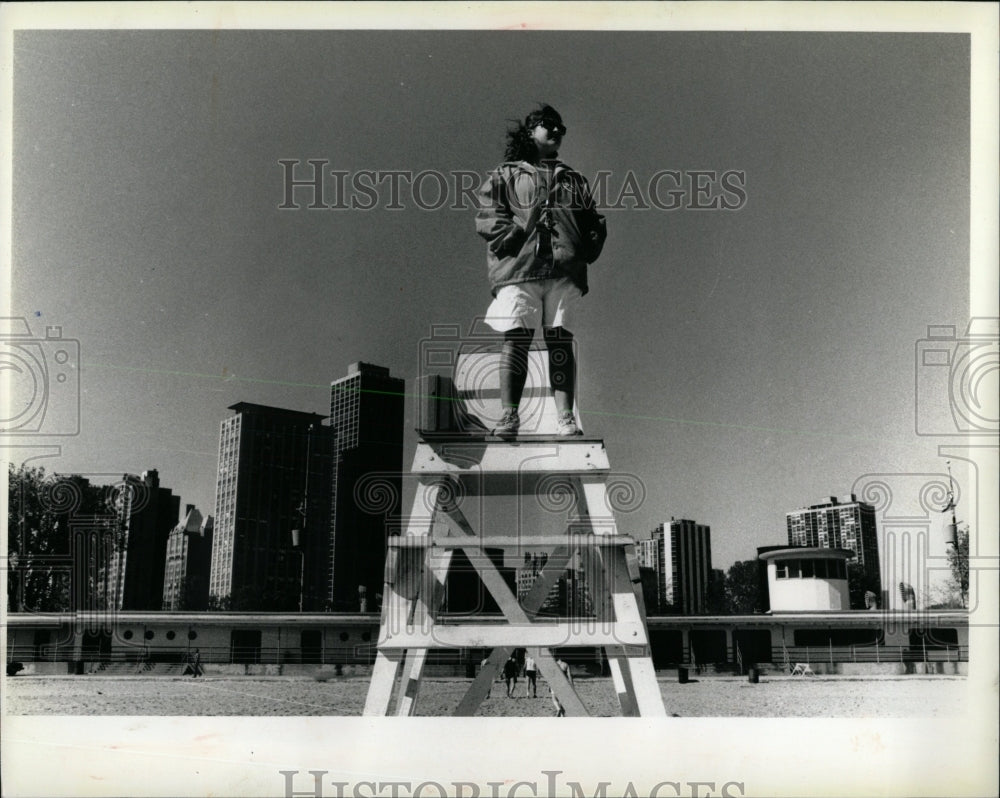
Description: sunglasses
xmin=534 ymin=119 xmax=566 ymax=137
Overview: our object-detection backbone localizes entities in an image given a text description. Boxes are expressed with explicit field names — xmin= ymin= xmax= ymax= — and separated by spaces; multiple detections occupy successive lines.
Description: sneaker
xmin=556 ymin=411 xmax=583 ymax=436
xmin=493 ymin=408 xmax=520 ymax=438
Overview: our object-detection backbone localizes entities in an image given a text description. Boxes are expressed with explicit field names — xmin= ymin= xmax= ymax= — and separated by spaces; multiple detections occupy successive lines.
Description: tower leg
xmin=363 ymin=539 xmax=426 ymax=715
xmin=607 ymin=648 xmax=640 ymax=716
xmin=363 ymin=651 xmax=405 ymax=716
xmin=396 ymin=546 xmax=453 ymax=716
xmin=576 ymin=543 xmax=640 ymax=716
xmin=623 ymin=656 xmax=665 ymax=716
xmin=571 ymin=478 xmax=666 ymax=717
xmin=602 ymin=542 xmax=666 ymax=717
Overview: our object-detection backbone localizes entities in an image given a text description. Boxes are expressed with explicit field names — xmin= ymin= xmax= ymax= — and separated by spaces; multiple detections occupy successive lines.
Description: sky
xmin=7 ymin=28 xmax=978 ymax=574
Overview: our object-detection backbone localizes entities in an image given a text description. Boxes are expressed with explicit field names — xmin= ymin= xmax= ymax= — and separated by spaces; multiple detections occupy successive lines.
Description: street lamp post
xmin=291 ymin=424 xmax=314 ymax=613
xmin=291 ymin=526 xmax=305 ymax=613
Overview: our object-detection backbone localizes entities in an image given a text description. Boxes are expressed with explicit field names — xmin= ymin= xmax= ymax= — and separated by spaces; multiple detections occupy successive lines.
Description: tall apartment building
xmin=209 ymin=403 xmax=334 ymax=611
xmin=102 ymin=469 xmax=179 ymax=611
xmin=514 ymin=551 xmax=590 ymax=617
xmin=328 ymin=362 xmax=405 ymax=611
xmin=643 ymin=519 xmax=713 ymax=615
xmin=635 ymin=537 xmax=663 ymax=613
xmin=162 ymin=505 xmax=214 ymax=610
xmin=786 ymin=494 xmax=882 ymax=606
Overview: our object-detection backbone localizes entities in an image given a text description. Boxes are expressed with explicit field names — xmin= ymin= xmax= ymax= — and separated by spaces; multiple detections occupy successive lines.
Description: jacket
xmin=476 ymin=160 xmax=607 ymax=297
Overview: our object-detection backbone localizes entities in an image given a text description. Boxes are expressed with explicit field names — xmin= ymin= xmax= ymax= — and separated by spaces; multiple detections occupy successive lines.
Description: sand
xmin=3 ymin=674 xmax=969 ymax=717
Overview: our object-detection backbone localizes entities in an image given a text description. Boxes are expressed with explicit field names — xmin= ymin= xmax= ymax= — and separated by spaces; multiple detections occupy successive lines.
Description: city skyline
xmin=6 ymin=29 xmax=983 ymax=577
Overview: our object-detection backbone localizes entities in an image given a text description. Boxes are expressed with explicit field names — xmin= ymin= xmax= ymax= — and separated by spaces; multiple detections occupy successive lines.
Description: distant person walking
xmin=550 ymin=658 xmax=574 ymax=717
xmin=523 ymin=654 xmax=538 ymax=697
xmin=189 ymin=648 xmax=203 ymax=678
xmin=502 ymin=654 xmax=520 ymax=698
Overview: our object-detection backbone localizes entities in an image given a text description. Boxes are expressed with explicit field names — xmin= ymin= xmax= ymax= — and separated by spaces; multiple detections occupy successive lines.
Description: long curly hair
xmin=503 ymin=104 xmax=564 ymax=164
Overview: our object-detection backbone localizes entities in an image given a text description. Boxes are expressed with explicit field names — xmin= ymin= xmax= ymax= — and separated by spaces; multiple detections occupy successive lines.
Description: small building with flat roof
xmin=759 ymin=546 xmax=852 ymax=611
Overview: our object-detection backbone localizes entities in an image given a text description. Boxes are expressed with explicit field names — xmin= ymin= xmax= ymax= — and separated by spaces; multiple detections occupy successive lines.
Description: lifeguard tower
xmin=363 ymin=329 xmax=665 ymax=717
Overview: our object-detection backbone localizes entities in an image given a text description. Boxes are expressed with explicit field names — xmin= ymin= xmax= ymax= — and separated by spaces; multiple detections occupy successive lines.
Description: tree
xmin=165 ymin=576 xmax=203 ymax=611
xmin=8 ymin=464 xmax=75 ymax=612
xmin=846 ymin=563 xmax=865 ymax=609
xmin=228 ymin=581 xmax=299 ymax=611
xmin=206 ymin=593 xmax=232 ymax=611
xmin=930 ymin=526 xmax=970 ymax=609
xmin=846 ymin=562 xmax=881 ymax=610
xmin=724 ymin=560 xmax=761 ymax=614
xmin=638 ymin=566 xmax=660 ymax=615
xmin=704 ymin=568 xmax=728 ymax=614
xmin=7 ymin=464 xmax=116 ymax=613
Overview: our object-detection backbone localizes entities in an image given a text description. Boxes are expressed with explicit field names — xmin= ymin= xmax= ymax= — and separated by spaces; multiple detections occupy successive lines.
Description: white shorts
xmin=484 ymin=278 xmax=583 ymax=333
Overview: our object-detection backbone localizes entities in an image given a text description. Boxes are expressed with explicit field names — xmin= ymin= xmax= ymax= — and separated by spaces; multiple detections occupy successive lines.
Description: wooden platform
xmin=362 ymin=436 xmax=666 ymax=717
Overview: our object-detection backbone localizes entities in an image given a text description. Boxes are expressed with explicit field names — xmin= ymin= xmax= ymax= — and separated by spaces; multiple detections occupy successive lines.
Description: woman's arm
xmin=476 ymin=168 xmax=527 ymax=257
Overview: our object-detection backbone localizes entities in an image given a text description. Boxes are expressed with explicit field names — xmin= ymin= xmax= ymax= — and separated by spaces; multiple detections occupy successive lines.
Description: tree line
xmin=7 ymin=464 xmax=120 ymax=613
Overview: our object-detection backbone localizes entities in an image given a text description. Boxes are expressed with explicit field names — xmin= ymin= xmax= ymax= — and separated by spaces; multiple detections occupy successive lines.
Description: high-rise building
xmin=162 ymin=505 xmax=214 ymax=610
xmin=637 ymin=565 xmax=660 ymax=616
xmin=644 ymin=519 xmax=713 ymax=615
xmin=102 ymin=469 xmax=179 ymax=611
xmin=328 ymin=362 xmax=405 ymax=611
xmin=638 ymin=532 xmax=666 ymax=611
xmin=635 ymin=537 xmax=663 ymax=613
xmin=516 ymin=552 xmax=560 ymax=615
xmin=515 ymin=551 xmax=590 ymax=617
xmin=786 ymin=494 xmax=882 ymax=606
xmin=634 ymin=537 xmax=658 ymax=567
xmin=665 ymin=518 xmax=713 ymax=615
xmin=209 ymin=403 xmax=334 ymax=611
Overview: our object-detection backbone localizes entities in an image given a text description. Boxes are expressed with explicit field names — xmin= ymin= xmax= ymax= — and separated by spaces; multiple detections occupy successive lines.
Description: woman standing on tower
xmin=476 ymin=104 xmax=607 ymax=437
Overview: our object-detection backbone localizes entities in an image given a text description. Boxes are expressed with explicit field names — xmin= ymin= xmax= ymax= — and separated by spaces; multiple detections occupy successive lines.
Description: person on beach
xmin=502 ymin=654 xmax=520 ymax=698
xmin=190 ymin=648 xmax=203 ymax=678
xmin=550 ymin=657 xmax=574 ymax=717
xmin=523 ymin=654 xmax=538 ymax=697
xmin=476 ymin=104 xmax=607 ymax=438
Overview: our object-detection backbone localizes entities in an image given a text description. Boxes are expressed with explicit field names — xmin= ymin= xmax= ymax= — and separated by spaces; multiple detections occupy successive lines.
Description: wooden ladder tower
xmin=362 ymin=435 xmax=666 ymax=717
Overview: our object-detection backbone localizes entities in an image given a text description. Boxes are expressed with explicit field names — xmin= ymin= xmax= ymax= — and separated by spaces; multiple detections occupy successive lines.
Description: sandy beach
xmin=3 ymin=674 xmax=968 ymax=717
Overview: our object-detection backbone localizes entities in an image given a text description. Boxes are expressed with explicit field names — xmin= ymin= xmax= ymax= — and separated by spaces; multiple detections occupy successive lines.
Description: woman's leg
xmin=499 ymin=327 xmax=534 ymax=411
xmin=543 ymin=326 xmax=575 ymax=415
